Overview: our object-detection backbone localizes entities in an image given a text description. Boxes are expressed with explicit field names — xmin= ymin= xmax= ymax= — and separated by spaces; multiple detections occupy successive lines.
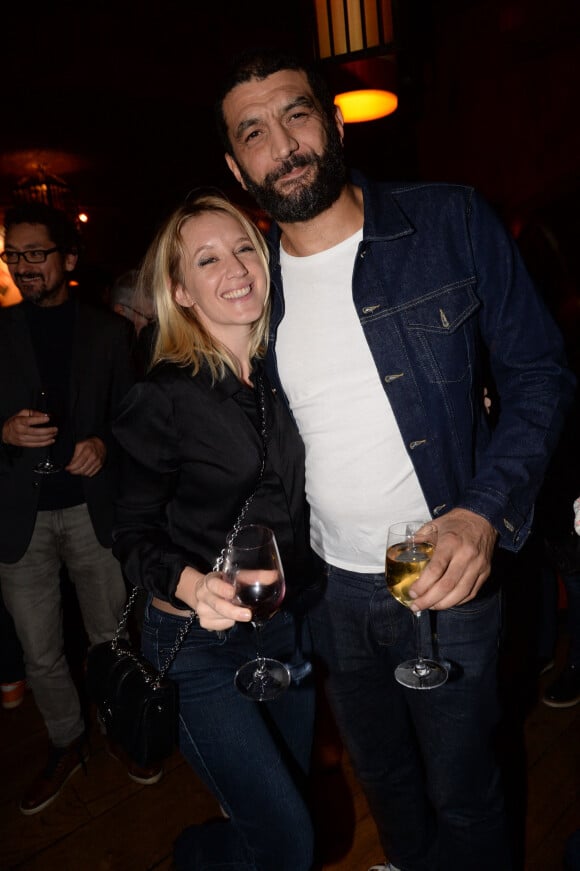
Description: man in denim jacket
xmin=217 ymin=50 xmax=575 ymax=871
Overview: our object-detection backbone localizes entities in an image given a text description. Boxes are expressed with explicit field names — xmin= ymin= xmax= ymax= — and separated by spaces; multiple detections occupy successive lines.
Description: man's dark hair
xmin=214 ymin=48 xmax=336 ymax=155
xmin=4 ymin=203 xmax=81 ymax=254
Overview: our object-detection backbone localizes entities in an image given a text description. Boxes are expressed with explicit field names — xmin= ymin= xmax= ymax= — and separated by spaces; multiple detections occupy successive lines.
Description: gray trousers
xmin=0 ymin=503 xmax=126 ymax=747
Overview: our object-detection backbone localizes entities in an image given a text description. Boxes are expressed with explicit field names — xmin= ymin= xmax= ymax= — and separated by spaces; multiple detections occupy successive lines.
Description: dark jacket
xmin=112 ymin=361 xmax=313 ymax=610
xmin=0 ymin=300 xmax=135 ymax=562
xmin=266 ymin=173 xmax=576 ymax=553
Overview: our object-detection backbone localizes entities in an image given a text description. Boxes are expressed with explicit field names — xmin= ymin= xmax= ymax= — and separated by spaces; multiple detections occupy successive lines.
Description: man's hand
xmin=1 ymin=409 xmax=57 ymax=448
xmin=65 ymin=437 xmax=106 ymax=477
xmin=409 ymin=508 xmax=498 ymax=611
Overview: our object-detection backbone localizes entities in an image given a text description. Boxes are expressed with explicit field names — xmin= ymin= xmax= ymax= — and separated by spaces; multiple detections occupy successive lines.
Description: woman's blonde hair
xmin=138 ymin=193 xmax=270 ymax=381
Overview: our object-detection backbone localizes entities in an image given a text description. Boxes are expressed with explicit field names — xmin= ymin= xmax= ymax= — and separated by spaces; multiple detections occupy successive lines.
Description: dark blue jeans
xmin=313 ymin=563 xmax=511 ymax=871
xmin=142 ymin=602 xmax=315 ymax=871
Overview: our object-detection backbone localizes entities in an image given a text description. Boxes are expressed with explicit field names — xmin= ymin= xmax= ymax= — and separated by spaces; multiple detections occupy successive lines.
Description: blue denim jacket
xmin=266 ymin=172 xmax=576 ymax=553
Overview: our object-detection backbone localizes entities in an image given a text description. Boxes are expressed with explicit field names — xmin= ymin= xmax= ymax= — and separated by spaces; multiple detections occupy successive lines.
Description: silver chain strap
xmin=110 ymin=585 xmax=197 ymax=686
xmin=213 ymin=370 xmax=268 ymax=571
xmin=116 ymin=370 xmax=269 ymax=685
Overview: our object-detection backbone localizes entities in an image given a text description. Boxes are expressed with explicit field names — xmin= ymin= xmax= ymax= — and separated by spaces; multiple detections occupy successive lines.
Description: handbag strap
xmin=115 ymin=367 xmax=269 ymax=684
xmin=213 ymin=369 xmax=268 ymax=571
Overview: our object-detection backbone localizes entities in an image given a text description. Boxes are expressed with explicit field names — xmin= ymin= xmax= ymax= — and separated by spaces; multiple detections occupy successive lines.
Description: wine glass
xmin=385 ymin=520 xmax=448 ymax=690
xmin=32 ymin=389 xmax=61 ymax=475
xmin=223 ymin=524 xmax=291 ymax=701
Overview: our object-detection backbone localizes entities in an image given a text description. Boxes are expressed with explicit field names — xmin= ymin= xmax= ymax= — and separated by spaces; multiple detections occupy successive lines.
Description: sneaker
xmin=1 ymin=680 xmax=26 ymax=710
xmin=20 ymin=735 xmax=88 ymax=815
xmin=106 ymin=739 xmax=163 ymax=785
xmin=368 ymin=865 xmax=402 ymax=871
xmin=543 ymin=664 xmax=580 ymax=708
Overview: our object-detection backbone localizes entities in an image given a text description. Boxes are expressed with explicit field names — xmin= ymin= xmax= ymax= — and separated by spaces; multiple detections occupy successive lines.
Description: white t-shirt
xmin=276 ymin=230 xmax=430 ymax=572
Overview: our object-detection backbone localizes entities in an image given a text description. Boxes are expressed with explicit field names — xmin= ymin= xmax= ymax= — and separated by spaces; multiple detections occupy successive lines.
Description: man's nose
xmin=270 ymin=123 xmax=299 ymax=161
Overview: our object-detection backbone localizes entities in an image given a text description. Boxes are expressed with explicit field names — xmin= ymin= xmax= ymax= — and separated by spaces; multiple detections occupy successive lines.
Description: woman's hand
xmin=176 ymin=567 xmax=252 ymax=631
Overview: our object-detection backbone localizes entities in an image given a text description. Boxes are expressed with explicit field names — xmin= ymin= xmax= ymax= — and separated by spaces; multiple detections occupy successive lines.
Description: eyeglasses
xmin=121 ymin=304 xmax=156 ymax=325
xmin=0 ymin=247 xmax=61 ymax=264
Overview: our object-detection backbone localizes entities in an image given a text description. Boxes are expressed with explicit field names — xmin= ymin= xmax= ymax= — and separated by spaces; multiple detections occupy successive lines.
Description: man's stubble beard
xmin=236 ymin=121 xmax=347 ymax=224
xmin=16 ymin=275 xmax=65 ymax=306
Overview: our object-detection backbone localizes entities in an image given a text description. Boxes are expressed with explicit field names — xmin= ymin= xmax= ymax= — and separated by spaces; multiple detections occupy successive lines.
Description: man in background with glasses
xmin=0 ymin=203 xmax=161 ymax=815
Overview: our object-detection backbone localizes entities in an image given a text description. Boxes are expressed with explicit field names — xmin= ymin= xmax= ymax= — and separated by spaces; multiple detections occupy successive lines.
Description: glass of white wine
xmin=386 ymin=520 xmax=448 ymax=690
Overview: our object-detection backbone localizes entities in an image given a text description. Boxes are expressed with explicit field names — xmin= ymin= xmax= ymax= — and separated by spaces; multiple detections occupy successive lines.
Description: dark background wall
xmin=2 ymin=0 xmax=579 ymax=319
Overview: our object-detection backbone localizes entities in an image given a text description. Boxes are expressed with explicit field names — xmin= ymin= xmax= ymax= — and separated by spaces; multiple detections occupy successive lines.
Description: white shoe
xmin=368 ymin=864 xmax=401 ymax=871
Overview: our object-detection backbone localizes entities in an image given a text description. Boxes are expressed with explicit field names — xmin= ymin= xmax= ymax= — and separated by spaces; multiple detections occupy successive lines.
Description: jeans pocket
xmin=437 ymin=591 xmax=502 ymax=678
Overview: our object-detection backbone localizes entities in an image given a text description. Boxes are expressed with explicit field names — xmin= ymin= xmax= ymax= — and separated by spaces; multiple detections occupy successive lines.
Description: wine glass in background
xmin=32 ymin=389 xmax=61 ymax=475
xmin=223 ymin=524 xmax=291 ymax=701
xmin=385 ymin=520 xmax=448 ymax=690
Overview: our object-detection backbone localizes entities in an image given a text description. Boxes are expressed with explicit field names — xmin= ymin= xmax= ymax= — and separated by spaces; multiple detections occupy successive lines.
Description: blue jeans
xmin=312 ymin=563 xmax=511 ymax=871
xmin=0 ymin=504 xmax=126 ymax=746
xmin=142 ymin=602 xmax=315 ymax=871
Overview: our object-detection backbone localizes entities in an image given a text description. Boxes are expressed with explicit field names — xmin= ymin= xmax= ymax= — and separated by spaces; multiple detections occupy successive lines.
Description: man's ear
xmin=225 ymin=153 xmax=247 ymax=191
xmin=334 ymin=105 xmax=345 ymax=144
xmin=174 ymin=284 xmax=195 ymax=308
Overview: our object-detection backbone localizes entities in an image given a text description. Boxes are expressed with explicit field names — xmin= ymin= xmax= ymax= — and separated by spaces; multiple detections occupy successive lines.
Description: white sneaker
xmin=368 ymin=864 xmax=401 ymax=871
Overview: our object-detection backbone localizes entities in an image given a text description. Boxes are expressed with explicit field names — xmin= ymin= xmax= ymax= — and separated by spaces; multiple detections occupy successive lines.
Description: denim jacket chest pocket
xmin=385 ymin=280 xmax=481 ymax=385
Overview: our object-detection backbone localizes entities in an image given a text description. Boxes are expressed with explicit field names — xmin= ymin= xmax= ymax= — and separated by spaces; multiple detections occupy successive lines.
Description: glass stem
xmin=253 ymin=622 xmax=267 ymax=675
xmin=413 ymin=611 xmax=430 ymax=676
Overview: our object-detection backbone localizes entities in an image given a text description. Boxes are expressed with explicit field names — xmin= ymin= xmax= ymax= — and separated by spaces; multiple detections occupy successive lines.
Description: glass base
xmin=234 ymin=657 xmax=291 ymax=701
xmin=33 ymin=462 xmax=61 ymax=475
xmin=394 ymin=658 xmax=448 ymax=690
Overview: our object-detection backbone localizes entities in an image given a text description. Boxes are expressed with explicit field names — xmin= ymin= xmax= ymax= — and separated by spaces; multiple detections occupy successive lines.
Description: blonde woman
xmin=112 ymin=194 xmax=316 ymax=871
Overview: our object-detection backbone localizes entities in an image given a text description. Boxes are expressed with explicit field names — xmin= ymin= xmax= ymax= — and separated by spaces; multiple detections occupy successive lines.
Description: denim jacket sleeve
xmin=454 ymin=188 xmax=575 ymax=548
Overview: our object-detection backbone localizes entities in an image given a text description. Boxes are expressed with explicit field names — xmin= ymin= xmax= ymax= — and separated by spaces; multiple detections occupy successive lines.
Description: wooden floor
xmin=1 ymin=625 xmax=579 ymax=870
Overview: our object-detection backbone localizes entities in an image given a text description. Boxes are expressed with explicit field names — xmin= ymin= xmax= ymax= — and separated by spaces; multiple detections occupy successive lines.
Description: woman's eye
xmin=198 ymin=257 xmax=217 ymax=267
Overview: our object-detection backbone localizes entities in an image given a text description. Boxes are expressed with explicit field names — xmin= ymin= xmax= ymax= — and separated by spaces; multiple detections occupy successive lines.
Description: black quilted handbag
xmin=86 ymin=587 xmax=196 ymax=767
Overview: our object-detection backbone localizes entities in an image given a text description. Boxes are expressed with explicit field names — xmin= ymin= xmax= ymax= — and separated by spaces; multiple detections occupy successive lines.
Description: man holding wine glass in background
xmin=0 ymin=202 xmax=146 ymax=815
xmin=216 ymin=50 xmax=577 ymax=870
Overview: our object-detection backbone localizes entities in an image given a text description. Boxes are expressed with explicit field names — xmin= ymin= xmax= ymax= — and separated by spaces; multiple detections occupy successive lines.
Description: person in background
xmin=109 ymin=266 xmax=157 ymax=377
xmin=112 ymin=193 xmax=317 ymax=871
xmin=109 ymin=267 xmax=155 ymax=336
xmin=538 ymin=490 xmax=580 ymax=709
xmin=216 ymin=49 xmax=576 ymax=871
xmin=0 ymin=203 xmax=157 ymax=816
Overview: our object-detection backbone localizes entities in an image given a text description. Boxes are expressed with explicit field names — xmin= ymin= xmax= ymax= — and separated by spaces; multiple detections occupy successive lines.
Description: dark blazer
xmin=112 ymin=361 xmax=313 ymax=611
xmin=0 ymin=300 xmax=135 ymax=563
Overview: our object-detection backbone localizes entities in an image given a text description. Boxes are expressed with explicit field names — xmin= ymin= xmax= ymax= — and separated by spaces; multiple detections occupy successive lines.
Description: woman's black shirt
xmin=112 ymin=360 xmax=313 ymax=611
